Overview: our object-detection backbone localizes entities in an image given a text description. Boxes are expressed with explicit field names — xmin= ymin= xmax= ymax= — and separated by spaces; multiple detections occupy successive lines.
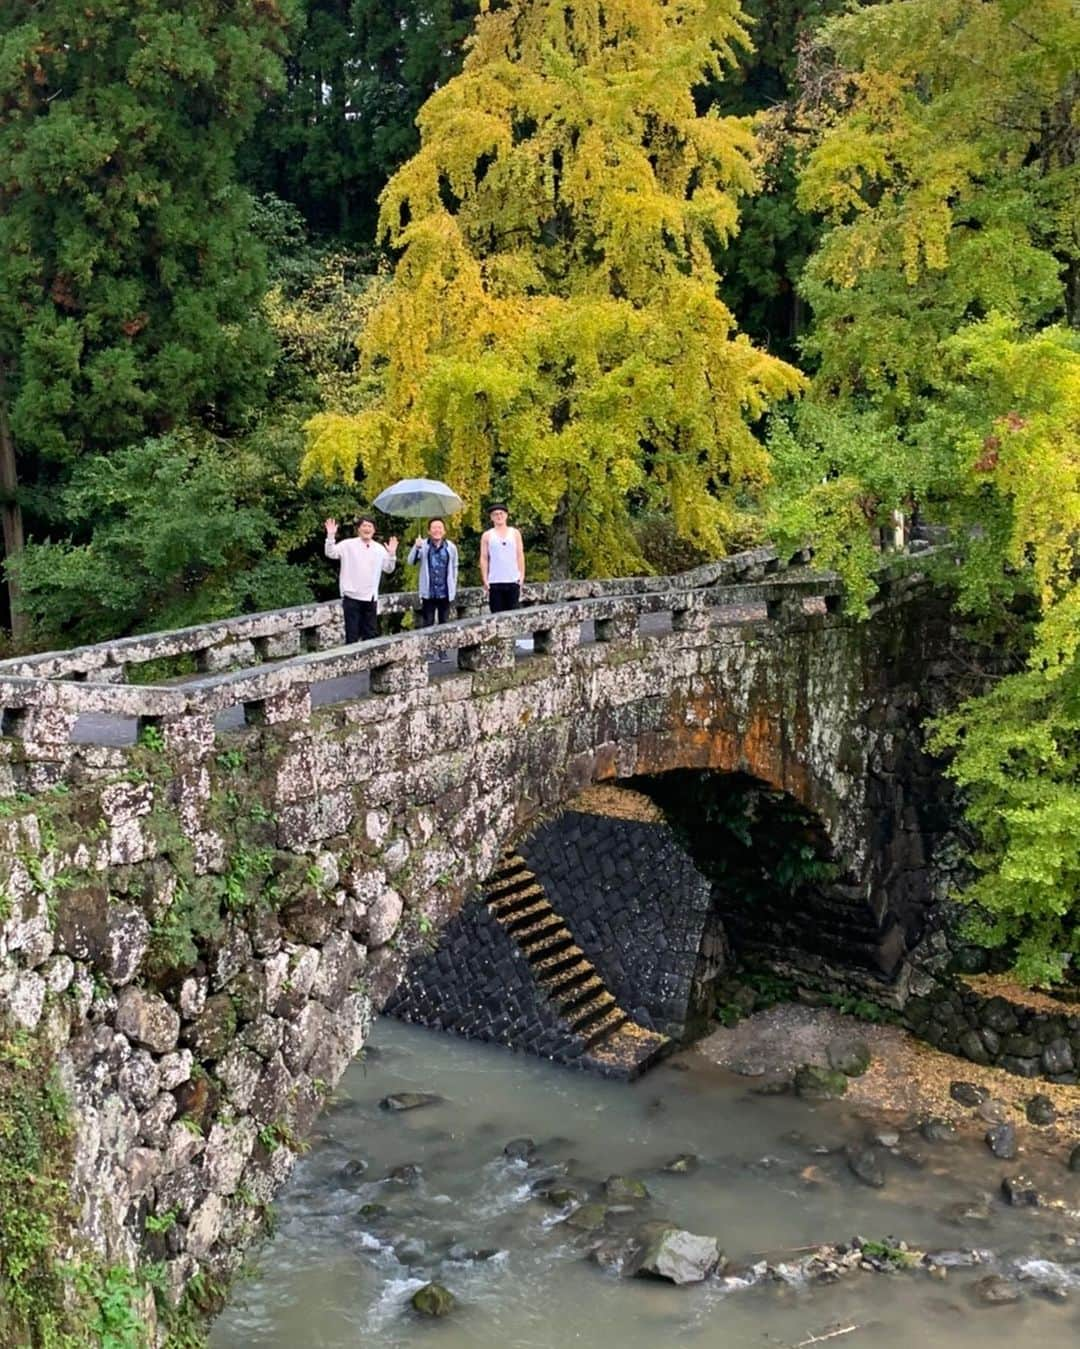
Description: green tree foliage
xmin=777 ymin=0 xmax=1080 ymax=982
xmin=303 ymin=0 xmax=804 ymax=575
xmin=9 ymin=432 xmax=318 ymax=644
xmin=242 ymin=0 xmax=479 ymax=241
xmin=709 ymin=0 xmax=852 ymax=361
xmin=796 ymin=0 xmax=1076 ymax=411
xmin=927 ymin=320 xmax=1080 ymax=984
xmin=0 ymin=0 xmax=297 ymax=629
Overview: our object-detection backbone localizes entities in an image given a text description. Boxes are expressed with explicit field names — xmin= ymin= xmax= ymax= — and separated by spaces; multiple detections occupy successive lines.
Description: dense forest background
xmin=1 ymin=0 xmax=1078 ymax=981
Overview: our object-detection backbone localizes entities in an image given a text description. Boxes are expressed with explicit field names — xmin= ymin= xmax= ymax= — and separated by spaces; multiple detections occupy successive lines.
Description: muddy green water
xmin=213 ymin=1019 xmax=1080 ymax=1348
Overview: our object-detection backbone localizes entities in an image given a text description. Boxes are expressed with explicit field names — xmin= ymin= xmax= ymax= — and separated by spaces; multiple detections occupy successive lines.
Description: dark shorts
xmin=488 ymin=582 xmax=520 ymax=613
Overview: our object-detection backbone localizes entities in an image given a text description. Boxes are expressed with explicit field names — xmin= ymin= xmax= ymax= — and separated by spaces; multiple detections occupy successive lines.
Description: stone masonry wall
xmin=519 ymin=807 xmax=715 ymax=1039
xmin=384 ymin=897 xmax=615 ymax=1065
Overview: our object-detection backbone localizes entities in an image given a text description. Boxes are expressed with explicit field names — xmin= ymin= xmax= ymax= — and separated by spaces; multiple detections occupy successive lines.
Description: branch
xmin=796 ymin=1328 xmax=860 ymax=1349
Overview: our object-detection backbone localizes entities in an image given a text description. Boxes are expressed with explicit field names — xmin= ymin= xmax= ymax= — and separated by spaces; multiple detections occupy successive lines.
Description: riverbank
xmin=694 ymin=1002 xmax=1080 ymax=1147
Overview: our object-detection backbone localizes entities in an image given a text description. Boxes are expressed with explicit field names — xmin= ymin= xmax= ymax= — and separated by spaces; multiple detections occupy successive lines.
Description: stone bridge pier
xmin=0 ymin=548 xmax=957 ymax=1333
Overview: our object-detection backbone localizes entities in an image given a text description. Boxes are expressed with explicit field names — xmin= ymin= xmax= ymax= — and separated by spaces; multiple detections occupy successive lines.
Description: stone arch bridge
xmin=0 ymin=547 xmax=955 ymax=1315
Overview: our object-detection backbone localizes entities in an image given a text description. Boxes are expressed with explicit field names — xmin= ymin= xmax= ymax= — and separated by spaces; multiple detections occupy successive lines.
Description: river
xmin=212 ymin=1017 xmax=1080 ymax=1348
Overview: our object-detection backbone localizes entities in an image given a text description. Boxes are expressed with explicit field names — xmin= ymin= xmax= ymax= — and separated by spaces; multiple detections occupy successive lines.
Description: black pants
xmin=420 ymin=596 xmax=451 ymax=627
xmin=343 ymin=596 xmax=377 ymax=643
xmin=488 ymin=582 xmax=520 ymax=613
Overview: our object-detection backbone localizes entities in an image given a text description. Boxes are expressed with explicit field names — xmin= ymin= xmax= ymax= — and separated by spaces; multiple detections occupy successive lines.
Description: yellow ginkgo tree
xmin=302 ymin=0 xmax=804 ymax=575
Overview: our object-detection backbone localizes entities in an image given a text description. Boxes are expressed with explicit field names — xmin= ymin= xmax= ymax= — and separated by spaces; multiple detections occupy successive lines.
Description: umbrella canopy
xmin=371 ymin=477 xmax=463 ymax=519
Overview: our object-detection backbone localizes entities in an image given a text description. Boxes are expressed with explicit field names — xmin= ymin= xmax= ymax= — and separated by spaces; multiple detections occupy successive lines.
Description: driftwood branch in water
xmin=795 ymin=1326 xmax=859 ymax=1348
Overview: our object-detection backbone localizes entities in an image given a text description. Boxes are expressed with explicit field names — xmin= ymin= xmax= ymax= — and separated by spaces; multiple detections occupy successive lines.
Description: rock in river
xmin=604 ymin=1175 xmax=649 ymax=1202
xmin=663 ymin=1153 xmax=698 ymax=1173
xmin=380 ymin=1092 xmax=443 ymax=1112
xmin=1001 ymin=1174 xmax=1039 ymax=1207
xmin=920 ymin=1118 xmax=958 ymax=1143
xmin=1068 ymin=1145 xmax=1080 ymax=1173
xmin=411 ymin=1283 xmax=456 ymax=1317
xmin=794 ymin=1065 xmax=848 ymax=1100
xmin=627 ymin=1223 xmax=721 ymax=1285
xmin=845 ymin=1144 xmax=886 ymax=1189
xmin=985 ymin=1123 xmax=1018 ymax=1160
xmin=1026 ymin=1094 xmax=1057 ymax=1126
xmin=564 ymin=1203 xmax=610 ymax=1233
xmin=973 ymin=1274 xmax=1022 ymax=1305
xmin=503 ymin=1137 xmax=535 ymax=1161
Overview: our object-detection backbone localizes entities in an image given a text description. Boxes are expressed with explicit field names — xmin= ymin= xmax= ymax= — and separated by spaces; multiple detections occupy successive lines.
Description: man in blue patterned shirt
xmin=408 ymin=518 xmax=459 ymax=627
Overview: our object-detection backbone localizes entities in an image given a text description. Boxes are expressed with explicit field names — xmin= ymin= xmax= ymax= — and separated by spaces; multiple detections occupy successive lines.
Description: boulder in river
xmin=663 ymin=1153 xmax=698 ymax=1173
xmin=984 ymin=1123 xmax=1018 ymax=1160
xmin=380 ymin=1092 xmax=443 ymax=1112
xmin=1026 ymin=1094 xmax=1057 ymax=1126
xmin=411 ymin=1283 xmax=456 ymax=1317
xmin=845 ymin=1144 xmax=886 ymax=1189
xmin=604 ymin=1176 xmax=649 ymax=1202
xmin=387 ymin=1163 xmax=423 ymax=1185
xmin=950 ymin=1081 xmax=988 ymax=1107
xmin=358 ymin=1202 xmax=390 ymax=1221
xmin=563 ymin=1202 xmax=610 ymax=1232
xmin=940 ymin=1196 xmax=992 ymax=1226
xmin=920 ymin=1118 xmax=958 ymax=1143
xmin=794 ymin=1064 xmax=848 ymax=1100
xmin=538 ymin=1185 xmax=586 ymax=1208
xmin=446 ymin=1243 xmax=498 ymax=1263
xmin=626 ymin=1223 xmax=721 ymax=1285
xmin=1001 ymin=1174 xmax=1040 ymax=1207
xmin=1068 ymin=1144 xmax=1080 ymax=1173
xmin=394 ymin=1239 xmax=427 ymax=1266
xmin=503 ymin=1137 xmax=535 ymax=1161
xmin=827 ymin=1037 xmax=871 ymax=1077
xmin=973 ymin=1274 xmax=1022 ymax=1305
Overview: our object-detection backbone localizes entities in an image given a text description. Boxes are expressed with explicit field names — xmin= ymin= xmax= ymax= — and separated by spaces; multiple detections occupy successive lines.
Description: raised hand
xmin=387 ymin=536 xmax=399 ymax=554
xmin=324 ymin=517 xmax=338 ymax=535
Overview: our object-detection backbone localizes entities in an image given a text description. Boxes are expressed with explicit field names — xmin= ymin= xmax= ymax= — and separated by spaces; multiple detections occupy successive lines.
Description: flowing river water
xmin=213 ymin=1018 xmax=1080 ymax=1349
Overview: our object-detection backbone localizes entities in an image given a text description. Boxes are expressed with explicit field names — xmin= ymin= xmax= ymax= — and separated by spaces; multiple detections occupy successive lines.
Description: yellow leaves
xmin=951 ymin=317 xmax=1080 ymax=616
xmin=301 ymin=0 xmax=802 ymax=565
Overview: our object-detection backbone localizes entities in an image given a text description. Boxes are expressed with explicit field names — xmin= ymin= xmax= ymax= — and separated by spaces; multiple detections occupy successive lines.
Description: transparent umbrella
xmin=371 ymin=477 xmax=464 ymax=519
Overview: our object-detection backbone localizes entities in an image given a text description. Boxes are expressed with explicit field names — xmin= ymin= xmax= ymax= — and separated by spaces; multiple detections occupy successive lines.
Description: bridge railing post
xmin=532 ymin=618 xmax=580 ymax=661
xmin=670 ymin=593 xmax=710 ymax=635
xmin=766 ymin=593 xmax=803 ymax=622
xmin=594 ymin=604 xmax=638 ymax=643
xmin=243 ymin=684 xmax=312 ymax=726
xmin=457 ymin=635 xmax=516 ymax=672
xmin=370 ymin=656 xmax=429 ymax=693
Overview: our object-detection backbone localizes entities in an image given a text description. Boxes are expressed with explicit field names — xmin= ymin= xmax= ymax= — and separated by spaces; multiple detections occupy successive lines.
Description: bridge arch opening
xmin=386 ymin=769 xmax=897 ymax=1076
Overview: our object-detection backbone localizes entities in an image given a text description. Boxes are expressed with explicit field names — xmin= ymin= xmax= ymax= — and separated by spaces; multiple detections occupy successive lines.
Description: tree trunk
xmin=549 ymin=492 xmax=571 ymax=579
xmin=0 ymin=366 xmax=27 ymax=640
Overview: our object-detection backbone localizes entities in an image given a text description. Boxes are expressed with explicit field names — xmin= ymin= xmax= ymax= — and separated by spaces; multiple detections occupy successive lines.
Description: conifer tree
xmin=243 ymin=0 xmax=479 ymax=241
xmin=303 ymin=0 xmax=804 ymax=574
xmin=0 ymin=0 xmax=296 ymax=630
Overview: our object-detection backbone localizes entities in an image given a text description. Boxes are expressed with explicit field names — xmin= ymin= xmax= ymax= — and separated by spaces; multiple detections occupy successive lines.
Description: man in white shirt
xmin=479 ymin=503 xmax=525 ymax=612
xmin=324 ymin=514 xmax=398 ymax=643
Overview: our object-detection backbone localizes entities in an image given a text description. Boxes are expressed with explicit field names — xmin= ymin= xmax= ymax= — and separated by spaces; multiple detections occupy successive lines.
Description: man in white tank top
xmin=480 ymin=504 xmax=525 ymax=612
